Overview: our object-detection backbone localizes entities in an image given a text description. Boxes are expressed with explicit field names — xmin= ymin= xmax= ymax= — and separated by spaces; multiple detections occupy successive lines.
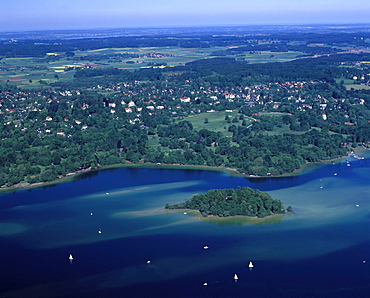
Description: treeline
xmin=181 ymin=57 xmax=343 ymax=84
xmin=216 ymin=43 xmax=342 ymax=56
xmin=165 ymin=187 xmax=286 ymax=218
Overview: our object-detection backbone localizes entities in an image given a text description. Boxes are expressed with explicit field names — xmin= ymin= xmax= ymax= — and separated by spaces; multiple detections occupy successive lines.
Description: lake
xmin=1 ymin=153 xmax=370 ymax=297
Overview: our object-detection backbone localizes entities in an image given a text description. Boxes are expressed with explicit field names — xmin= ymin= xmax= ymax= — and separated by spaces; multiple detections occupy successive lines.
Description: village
xmin=1 ymin=75 xmax=367 ymax=140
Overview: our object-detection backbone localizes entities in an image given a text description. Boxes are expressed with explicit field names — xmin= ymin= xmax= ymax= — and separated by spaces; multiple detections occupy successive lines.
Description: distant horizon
xmin=2 ymin=0 xmax=370 ymax=32
xmin=1 ymin=22 xmax=370 ymax=34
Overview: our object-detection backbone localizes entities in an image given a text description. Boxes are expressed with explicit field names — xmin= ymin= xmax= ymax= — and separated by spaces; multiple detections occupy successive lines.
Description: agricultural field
xmin=243 ymin=50 xmax=306 ymax=63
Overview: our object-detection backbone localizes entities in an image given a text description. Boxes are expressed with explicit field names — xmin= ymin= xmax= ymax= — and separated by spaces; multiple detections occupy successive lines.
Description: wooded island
xmin=165 ymin=187 xmax=287 ymax=218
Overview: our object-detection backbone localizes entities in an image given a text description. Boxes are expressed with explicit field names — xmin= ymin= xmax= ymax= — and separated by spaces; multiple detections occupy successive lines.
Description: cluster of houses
xmin=0 ymin=75 xmax=367 ymax=138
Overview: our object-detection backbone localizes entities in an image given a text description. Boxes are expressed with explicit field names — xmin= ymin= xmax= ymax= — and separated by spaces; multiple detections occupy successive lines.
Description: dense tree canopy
xmin=165 ymin=187 xmax=286 ymax=218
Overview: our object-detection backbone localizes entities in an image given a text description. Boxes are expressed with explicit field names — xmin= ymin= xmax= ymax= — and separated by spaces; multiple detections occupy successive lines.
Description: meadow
xmin=183 ymin=111 xmax=254 ymax=133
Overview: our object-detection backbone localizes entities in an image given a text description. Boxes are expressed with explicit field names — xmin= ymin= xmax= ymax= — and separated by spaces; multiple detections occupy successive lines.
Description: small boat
xmin=234 ymin=273 xmax=238 ymax=280
xmin=98 ymin=228 xmax=102 ymax=234
xmin=90 ymin=212 xmax=93 ymax=216
xmin=249 ymin=261 xmax=254 ymax=268
xmin=356 ymin=204 xmax=360 ymax=207
xmin=203 ymin=282 xmax=208 ymax=286
xmin=203 ymin=246 xmax=209 ymax=250
xmin=146 ymin=260 xmax=151 ymax=264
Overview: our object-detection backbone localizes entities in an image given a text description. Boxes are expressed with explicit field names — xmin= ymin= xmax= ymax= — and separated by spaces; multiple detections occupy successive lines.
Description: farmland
xmin=0 ymin=46 xmax=307 ymax=88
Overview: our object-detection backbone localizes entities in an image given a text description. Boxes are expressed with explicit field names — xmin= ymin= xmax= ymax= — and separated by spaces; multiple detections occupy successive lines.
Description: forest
xmin=165 ymin=187 xmax=287 ymax=218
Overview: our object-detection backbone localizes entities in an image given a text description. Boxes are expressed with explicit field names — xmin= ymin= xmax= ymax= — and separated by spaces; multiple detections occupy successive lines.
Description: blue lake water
xmin=1 ymin=154 xmax=370 ymax=297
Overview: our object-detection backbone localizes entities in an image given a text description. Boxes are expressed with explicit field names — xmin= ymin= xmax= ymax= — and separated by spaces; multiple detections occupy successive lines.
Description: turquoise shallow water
xmin=1 ymin=154 xmax=370 ymax=297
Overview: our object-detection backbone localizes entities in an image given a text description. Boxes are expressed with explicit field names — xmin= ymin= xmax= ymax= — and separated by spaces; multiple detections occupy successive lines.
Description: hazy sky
xmin=1 ymin=0 xmax=370 ymax=31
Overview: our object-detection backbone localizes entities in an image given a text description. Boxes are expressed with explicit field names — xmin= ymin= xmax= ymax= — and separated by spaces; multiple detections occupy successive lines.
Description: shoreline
xmin=166 ymin=208 xmax=286 ymax=225
xmin=1 ymin=148 xmax=367 ymax=194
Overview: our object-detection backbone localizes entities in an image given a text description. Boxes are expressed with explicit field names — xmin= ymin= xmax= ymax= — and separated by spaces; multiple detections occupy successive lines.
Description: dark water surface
xmin=1 ymin=154 xmax=370 ymax=297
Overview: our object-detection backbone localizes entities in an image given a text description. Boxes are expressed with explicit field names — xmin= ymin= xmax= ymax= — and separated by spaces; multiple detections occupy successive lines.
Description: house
xmin=180 ymin=96 xmax=191 ymax=103
xmin=224 ymin=93 xmax=235 ymax=99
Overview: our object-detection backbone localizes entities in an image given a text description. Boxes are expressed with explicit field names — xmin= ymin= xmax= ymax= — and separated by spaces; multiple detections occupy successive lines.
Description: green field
xmin=243 ymin=50 xmax=306 ymax=63
xmin=183 ymin=111 xmax=255 ymax=136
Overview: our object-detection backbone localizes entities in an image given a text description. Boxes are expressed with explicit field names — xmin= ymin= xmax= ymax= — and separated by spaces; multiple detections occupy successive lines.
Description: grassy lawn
xmin=182 ymin=111 xmax=255 ymax=137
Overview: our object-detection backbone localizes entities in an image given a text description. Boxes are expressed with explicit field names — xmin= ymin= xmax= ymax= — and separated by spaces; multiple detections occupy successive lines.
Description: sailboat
xmin=98 ymin=228 xmax=102 ymax=234
xmin=234 ymin=273 xmax=238 ymax=282
xmin=69 ymin=254 xmax=73 ymax=263
xmin=249 ymin=261 xmax=254 ymax=270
